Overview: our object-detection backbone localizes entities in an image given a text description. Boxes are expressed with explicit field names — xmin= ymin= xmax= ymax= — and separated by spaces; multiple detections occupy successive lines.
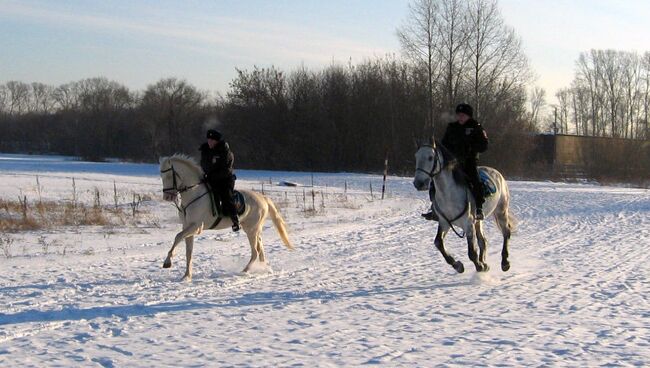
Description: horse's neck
xmin=433 ymin=169 xmax=467 ymax=209
xmin=173 ymin=161 xmax=203 ymax=190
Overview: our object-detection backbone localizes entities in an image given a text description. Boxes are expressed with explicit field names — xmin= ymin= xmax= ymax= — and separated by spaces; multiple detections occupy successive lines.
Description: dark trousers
xmin=429 ymin=161 xmax=485 ymax=209
xmin=466 ymin=163 xmax=485 ymax=209
xmin=210 ymin=177 xmax=238 ymax=221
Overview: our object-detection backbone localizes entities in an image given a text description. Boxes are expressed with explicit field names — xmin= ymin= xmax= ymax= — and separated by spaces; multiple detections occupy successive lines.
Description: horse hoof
xmin=480 ymin=263 xmax=490 ymax=272
xmin=181 ymin=275 xmax=192 ymax=282
xmin=162 ymin=261 xmax=171 ymax=269
xmin=501 ymin=262 xmax=510 ymax=272
xmin=453 ymin=261 xmax=465 ymax=274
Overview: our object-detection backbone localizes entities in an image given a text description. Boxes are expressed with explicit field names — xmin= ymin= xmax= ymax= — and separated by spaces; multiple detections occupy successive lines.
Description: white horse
xmin=413 ymin=139 xmax=514 ymax=273
xmin=159 ymin=155 xmax=293 ymax=281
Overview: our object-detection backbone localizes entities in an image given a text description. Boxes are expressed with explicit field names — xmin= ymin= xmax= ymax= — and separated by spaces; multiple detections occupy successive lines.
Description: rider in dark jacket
xmin=423 ymin=103 xmax=489 ymax=220
xmin=200 ymin=130 xmax=240 ymax=231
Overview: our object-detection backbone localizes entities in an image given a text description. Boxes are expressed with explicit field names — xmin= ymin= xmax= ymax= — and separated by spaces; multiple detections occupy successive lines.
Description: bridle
xmin=161 ymin=163 xmax=202 ymax=196
xmin=160 ymin=161 xmax=209 ymax=216
xmin=416 ymin=145 xmax=442 ymax=178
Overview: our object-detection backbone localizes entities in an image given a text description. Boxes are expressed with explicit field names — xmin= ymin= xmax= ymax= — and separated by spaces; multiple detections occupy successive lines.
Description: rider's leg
xmin=466 ymin=163 xmax=485 ymax=219
xmin=207 ymin=176 xmax=223 ymax=215
xmin=221 ymin=178 xmax=240 ymax=231
xmin=422 ymin=182 xmax=439 ymax=221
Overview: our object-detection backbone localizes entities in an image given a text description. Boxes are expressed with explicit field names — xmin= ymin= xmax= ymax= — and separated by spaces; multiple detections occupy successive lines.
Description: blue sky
xmin=1 ymin=0 xmax=649 ymax=99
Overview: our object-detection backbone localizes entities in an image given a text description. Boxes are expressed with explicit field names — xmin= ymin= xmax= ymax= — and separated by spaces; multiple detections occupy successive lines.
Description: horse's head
xmin=413 ymin=137 xmax=442 ymax=191
xmin=159 ymin=157 xmax=183 ymax=202
xmin=159 ymin=155 xmax=205 ymax=201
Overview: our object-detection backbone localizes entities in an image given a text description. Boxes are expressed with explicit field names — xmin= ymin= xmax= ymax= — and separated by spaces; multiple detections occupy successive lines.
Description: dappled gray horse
xmin=413 ymin=139 xmax=514 ymax=273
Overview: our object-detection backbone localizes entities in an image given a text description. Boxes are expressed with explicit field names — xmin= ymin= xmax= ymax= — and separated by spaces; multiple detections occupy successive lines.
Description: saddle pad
xmin=479 ymin=170 xmax=497 ymax=196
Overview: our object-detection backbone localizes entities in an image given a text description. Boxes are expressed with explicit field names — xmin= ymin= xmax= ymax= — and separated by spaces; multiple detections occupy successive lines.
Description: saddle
xmin=450 ymin=167 xmax=497 ymax=198
xmin=204 ymin=183 xmax=246 ymax=218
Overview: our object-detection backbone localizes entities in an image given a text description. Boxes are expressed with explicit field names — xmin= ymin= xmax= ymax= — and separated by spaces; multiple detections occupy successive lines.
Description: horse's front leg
xmin=434 ymin=225 xmax=464 ymax=273
xmin=181 ymin=235 xmax=194 ymax=282
xmin=465 ymin=225 xmax=484 ymax=272
xmin=163 ymin=224 xmax=198 ymax=269
xmin=475 ymin=221 xmax=490 ymax=272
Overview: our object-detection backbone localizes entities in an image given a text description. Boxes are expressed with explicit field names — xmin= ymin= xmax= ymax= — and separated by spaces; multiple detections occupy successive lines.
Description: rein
xmin=433 ymin=190 xmax=470 ymax=238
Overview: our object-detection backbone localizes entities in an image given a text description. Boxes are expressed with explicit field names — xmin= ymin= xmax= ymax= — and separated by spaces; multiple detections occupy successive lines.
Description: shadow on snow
xmin=0 ymin=281 xmax=471 ymax=326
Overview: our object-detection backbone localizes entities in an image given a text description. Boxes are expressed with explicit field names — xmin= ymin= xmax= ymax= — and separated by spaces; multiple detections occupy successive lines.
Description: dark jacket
xmin=441 ymin=119 xmax=488 ymax=163
xmin=200 ymin=141 xmax=234 ymax=181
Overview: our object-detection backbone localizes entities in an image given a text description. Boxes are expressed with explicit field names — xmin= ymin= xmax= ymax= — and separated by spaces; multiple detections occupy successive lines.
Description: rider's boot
xmin=422 ymin=204 xmax=439 ymax=221
xmin=231 ymin=215 xmax=241 ymax=232
xmin=476 ymin=207 xmax=484 ymax=221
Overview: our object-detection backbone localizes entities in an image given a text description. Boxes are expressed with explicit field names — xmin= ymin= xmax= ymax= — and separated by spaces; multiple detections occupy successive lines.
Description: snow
xmin=0 ymin=154 xmax=649 ymax=367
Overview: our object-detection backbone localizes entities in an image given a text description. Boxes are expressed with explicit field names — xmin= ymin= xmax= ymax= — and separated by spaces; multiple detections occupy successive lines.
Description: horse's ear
xmin=413 ymin=137 xmax=420 ymax=149
xmin=429 ymin=136 xmax=435 ymax=146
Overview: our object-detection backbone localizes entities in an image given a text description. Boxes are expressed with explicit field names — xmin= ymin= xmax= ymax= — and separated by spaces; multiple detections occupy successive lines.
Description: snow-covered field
xmin=0 ymin=154 xmax=648 ymax=367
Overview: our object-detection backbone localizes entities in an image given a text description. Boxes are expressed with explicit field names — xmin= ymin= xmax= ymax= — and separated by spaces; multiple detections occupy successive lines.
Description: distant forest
xmin=0 ymin=0 xmax=648 ymax=182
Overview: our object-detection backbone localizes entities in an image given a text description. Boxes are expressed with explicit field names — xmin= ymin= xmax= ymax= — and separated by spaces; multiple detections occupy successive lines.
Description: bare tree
xmin=0 ymin=84 xmax=8 ymax=114
xmin=557 ymin=89 xmax=572 ymax=134
xmin=466 ymin=0 xmax=530 ymax=118
xmin=529 ymin=86 xmax=546 ymax=126
xmin=141 ymin=78 xmax=206 ymax=156
xmin=53 ymin=82 xmax=81 ymax=111
xmin=397 ymin=0 xmax=441 ymax=131
xmin=31 ymin=83 xmax=55 ymax=114
xmin=5 ymin=81 xmax=30 ymax=115
xmin=434 ymin=0 xmax=471 ymax=108
xmin=642 ymin=52 xmax=650 ymax=138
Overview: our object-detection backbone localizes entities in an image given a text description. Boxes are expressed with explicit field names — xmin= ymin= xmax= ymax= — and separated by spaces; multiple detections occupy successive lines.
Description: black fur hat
xmin=455 ymin=103 xmax=473 ymax=118
xmin=206 ymin=129 xmax=222 ymax=140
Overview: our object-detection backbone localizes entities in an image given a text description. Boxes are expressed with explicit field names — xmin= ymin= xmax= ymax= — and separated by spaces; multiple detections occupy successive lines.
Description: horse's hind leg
xmin=256 ymin=233 xmax=266 ymax=264
xmin=498 ymin=217 xmax=512 ymax=272
xmin=435 ymin=226 xmax=464 ymax=273
xmin=495 ymin=199 xmax=513 ymax=272
xmin=475 ymin=221 xmax=490 ymax=272
xmin=242 ymin=225 xmax=260 ymax=273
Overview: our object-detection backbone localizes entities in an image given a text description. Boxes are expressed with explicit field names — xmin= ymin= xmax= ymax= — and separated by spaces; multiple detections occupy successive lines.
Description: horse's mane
xmin=160 ymin=154 xmax=203 ymax=174
xmin=436 ymin=141 xmax=468 ymax=186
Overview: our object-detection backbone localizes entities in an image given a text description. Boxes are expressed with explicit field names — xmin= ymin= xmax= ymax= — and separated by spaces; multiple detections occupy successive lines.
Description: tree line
xmin=0 ymin=77 xmax=211 ymax=161
xmin=0 ymin=57 xmax=538 ymax=176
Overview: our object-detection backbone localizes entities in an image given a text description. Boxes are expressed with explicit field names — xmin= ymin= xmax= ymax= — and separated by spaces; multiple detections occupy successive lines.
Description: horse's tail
xmin=265 ymin=197 xmax=294 ymax=250
xmin=494 ymin=179 xmax=516 ymax=235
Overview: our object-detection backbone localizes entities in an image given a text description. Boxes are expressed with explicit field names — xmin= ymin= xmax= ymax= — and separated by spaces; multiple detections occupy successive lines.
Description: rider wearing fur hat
xmin=423 ymin=103 xmax=489 ymax=221
xmin=200 ymin=129 xmax=240 ymax=232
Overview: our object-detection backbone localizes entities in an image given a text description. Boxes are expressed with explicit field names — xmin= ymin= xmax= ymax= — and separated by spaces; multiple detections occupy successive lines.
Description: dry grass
xmin=0 ymin=198 xmax=150 ymax=233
